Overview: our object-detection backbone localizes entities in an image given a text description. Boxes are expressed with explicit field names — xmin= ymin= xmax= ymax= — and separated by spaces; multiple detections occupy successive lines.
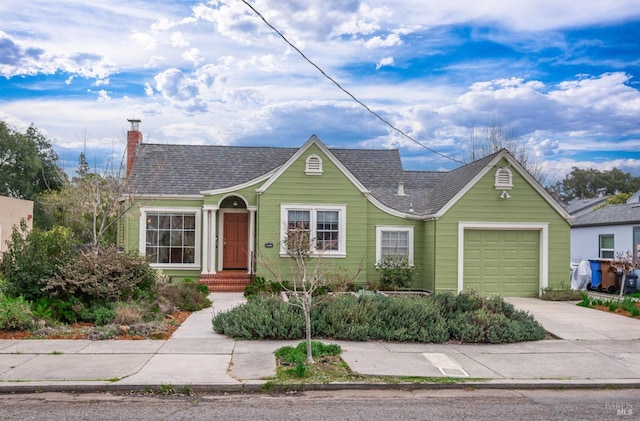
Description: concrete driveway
xmin=507 ymin=297 xmax=640 ymax=340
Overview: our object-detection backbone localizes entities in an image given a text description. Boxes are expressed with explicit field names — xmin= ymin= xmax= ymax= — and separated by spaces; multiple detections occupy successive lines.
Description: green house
xmin=121 ymin=123 xmax=570 ymax=297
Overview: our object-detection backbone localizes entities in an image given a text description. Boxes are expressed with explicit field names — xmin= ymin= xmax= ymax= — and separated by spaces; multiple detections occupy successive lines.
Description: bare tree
xmin=465 ymin=118 xmax=546 ymax=185
xmin=259 ymin=223 xmax=362 ymax=364
xmin=612 ymin=251 xmax=640 ymax=302
xmin=39 ymin=135 xmax=162 ymax=248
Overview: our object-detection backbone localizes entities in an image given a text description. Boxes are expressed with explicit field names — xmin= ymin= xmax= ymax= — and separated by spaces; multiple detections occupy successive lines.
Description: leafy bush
xmin=1 ymin=223 xmax=76 ymax=301
xmin=312 ymin=294 xmax=450 ymax=342
xmin=212 ymin=296 xmax=305 ymax=339
xmin=79 ymin=304 xmax=116 ymax=326
xmin=375 ymin=255 xmax=415 ymax=290
xmin=43 ymin=245 xmax=157 ymax=306
xmin=444 ymin=292 xmax=545 ymax=343
xmin=0 ymin=294 xmax=34 ymax=330
xmin=243 ymin=276 xmax=291 ymax=298
xmin=158 ymin=279 xmax=211 ymax=314
xmin=157 ymin=279 xmax=211 ymax=312
xmin=213 ymin=291 xmax=545 ymax=344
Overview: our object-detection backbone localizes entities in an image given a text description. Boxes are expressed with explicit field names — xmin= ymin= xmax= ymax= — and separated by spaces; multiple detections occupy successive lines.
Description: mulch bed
xmin=593 ymin=303 xmax=640 ymax=320
xmin=0 ymin=310 xmax=191 ymax=340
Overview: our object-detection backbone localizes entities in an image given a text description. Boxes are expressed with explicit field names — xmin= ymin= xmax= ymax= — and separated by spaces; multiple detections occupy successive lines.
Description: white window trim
xmin=139 ymin=207 xmax=201 ymax=270
xmin=305 ymin=154 xmax=323 ymax=175
xmin=494 ymin=168 xmax=513 ymax=190
xmin=375 ymin=226 xmax=415 ymax=265
xmin=280 ymin=204 xmax=346 ymax=258
xmin=599 ymin=234 xmax=615 ymax=259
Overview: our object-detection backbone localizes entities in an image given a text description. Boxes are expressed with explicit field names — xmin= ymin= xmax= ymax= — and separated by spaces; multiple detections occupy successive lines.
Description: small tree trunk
xmin=304 ymin=292 xmax=314 ymax=364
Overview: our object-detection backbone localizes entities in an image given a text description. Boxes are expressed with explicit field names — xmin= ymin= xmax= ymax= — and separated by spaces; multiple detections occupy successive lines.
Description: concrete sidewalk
xmin=1 ymin=293 xmax=640 ymax=392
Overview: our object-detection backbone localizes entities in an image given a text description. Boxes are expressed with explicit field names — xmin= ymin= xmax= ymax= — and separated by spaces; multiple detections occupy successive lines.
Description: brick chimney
xmin=126 ymin=119 xmax=142 ymax=177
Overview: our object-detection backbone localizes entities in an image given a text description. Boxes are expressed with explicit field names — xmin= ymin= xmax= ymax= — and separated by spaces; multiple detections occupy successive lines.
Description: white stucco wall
xmin=571 ymin=224 xmax=638 ymax=261
xmin=0 ymin=196 xmax=34 ymax=255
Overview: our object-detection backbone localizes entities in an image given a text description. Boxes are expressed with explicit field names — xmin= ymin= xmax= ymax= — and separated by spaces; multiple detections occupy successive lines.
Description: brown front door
xmin=223 ymin=213 xmax=248 ymax=269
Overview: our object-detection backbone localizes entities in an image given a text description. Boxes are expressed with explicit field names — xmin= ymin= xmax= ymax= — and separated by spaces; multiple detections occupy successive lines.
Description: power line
xmin=239 ymin=0 xmax=464 ymax=164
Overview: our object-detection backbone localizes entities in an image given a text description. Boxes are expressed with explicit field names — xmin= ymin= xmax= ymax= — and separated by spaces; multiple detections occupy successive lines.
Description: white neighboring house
xmin=570 ymin=194 xmax=640 ymax=262
xmin=0 ymin=196 xmax=34 ymax=259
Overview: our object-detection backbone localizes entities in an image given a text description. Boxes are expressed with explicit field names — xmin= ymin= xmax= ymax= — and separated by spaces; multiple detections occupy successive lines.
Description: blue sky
xmin=2 ymin=1 xmax=640 ymax=184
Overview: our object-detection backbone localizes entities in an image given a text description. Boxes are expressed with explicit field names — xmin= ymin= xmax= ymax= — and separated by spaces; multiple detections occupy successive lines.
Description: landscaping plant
xmin=213 ymin=291 xmax=545 ymax=344
xmin=375 ymin=255 xmax=415 ymax=290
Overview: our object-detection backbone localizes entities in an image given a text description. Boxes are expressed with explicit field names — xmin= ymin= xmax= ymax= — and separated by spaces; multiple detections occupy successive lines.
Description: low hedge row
xmin=212 ymin=292 xmax=546 ymax=344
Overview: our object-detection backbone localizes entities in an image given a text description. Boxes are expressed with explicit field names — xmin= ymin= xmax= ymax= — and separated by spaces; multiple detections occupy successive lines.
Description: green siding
xmin=433 ymin=158 xmax=570 ymax=294
xmin=256 ymin=144 xmax=369 ymax=283
xmin=121 ymin=150 xmax=570 ymax=296
xmin=364 ymin=202 xmax=424 ymax=288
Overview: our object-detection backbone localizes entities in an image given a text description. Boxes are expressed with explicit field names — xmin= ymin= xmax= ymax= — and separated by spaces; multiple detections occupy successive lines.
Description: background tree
xmin=465 ymin=119 xmax=546 ymax=185
xmin=40 ymin=153 xmax=131 ymax=247
xmin=547 ymin=167 xmax=640 ymax=202
xmin=0 ymin=121 xmax=66 ymax=226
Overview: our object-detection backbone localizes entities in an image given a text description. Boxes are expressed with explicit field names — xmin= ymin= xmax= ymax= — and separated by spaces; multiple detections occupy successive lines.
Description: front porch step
xmin=199 ymin=272 xmax=253 ymax=292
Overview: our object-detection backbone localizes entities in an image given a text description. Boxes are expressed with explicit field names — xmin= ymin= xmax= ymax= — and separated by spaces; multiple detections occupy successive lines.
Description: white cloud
xmin=182 ymin=47 xmax=203 ymax=65
xmin=365 ymin=33 xmax=402 ymax=49
xmin=96 ymin=90 xmax=111 ymax=102
xmin=131 ymin=32 xmax=158 ymax=50
xmin=170 ymin=32 xmax=190 ymax=47
xmin=376 ymin=56 xmax=394 ymax=69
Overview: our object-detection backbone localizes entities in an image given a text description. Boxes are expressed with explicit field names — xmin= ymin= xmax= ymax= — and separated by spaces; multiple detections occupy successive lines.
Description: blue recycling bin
xmin=589 ymin=259 xmax=602 ymax=289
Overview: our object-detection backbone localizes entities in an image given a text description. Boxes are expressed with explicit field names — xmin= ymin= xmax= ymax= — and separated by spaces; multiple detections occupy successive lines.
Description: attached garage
xmin=458 ymin=223 xmax=549 ymax=297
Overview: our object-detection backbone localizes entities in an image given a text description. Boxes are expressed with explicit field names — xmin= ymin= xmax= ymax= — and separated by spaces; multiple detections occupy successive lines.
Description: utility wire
xmin=239 ymin=0 xmax=464 ymax=164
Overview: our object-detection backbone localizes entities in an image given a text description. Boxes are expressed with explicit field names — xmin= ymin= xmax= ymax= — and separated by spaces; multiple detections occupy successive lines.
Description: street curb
xmin=1 ymin=380 xmax=639 ymax=394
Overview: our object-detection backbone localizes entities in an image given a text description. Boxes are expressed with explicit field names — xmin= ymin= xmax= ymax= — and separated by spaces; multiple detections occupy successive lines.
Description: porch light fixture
xmin=500 ymin=190 xmax=511 ymax=200
xmin=232 ymin=199 xmax=238 ymax=207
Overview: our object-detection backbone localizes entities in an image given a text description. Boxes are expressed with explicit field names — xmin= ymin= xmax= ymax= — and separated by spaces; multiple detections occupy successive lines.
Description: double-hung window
xmin=140 ymin=208 xmax=200 ymax=267
xmin=281 ymin=205 xmax=346 ymax=257
xmin=599 ymin=234 xmax=614 ymax=259
xmin=376 ymin=226 xmax=414 ymax=265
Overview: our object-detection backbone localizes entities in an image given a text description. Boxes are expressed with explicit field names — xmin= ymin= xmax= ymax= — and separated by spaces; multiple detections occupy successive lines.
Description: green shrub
xmin=43 ymin=245 xmax=157 ymax=306
xmin=212 ymin=291 xmax=545 ymax=344
xmin=446 ymin=296 xmax=545 ymax=343
xmin=0 ymin=294 xmax=34 ymax=330
xmin=157 ymin=279 xmax=211 ymax=312
xmin=243 ymin=277 xmax=291 ymax=298
xmin=31 ymin=298 xmax=55 ymax=323
xmin=375 ymin=255 xmax=415 ymax=290
xmin=79 ymin=304 xmax=116 ymax=325
xmin=431 ymin=291 xmax=484 ymax=315
xmin=1 ymin=223 xmax=76 ymax=301
xmin=48 ymin=297 xmax=81 ymax=323
xmin=313 ymin=294 xmax=449 ymax=342
xmin=212 ymin=296 xmax=305 ymax=339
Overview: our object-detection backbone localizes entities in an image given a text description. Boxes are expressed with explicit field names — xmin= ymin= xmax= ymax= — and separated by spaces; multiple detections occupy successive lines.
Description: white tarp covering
xmin=571 ymin=259 xmax=591 ymax=290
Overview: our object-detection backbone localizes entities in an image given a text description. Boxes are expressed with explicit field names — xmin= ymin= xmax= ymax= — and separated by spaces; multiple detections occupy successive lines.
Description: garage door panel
xmin=463 ymin=230 xmax=540 ymax=297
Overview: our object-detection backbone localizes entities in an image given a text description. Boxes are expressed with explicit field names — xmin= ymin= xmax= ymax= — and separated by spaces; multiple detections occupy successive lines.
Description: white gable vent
xmin=305 ymin=154 xmax=323 ymax=175
xmin=495 ymin=167 xmax=513 ymax=189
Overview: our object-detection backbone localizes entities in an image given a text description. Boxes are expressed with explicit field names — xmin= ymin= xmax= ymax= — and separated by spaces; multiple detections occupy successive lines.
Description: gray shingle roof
xmin=571 ymin=203 xmax=640 ymax=227
xmin=128 ymin=144 xmax=297 ymax=195
xmin=126 ymin=139 xmax=500 ymax=216
xmin=565 ymin=196 xmax=609 ymax=216
xmin=425 ymin=152 xmax=499 ymax=214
